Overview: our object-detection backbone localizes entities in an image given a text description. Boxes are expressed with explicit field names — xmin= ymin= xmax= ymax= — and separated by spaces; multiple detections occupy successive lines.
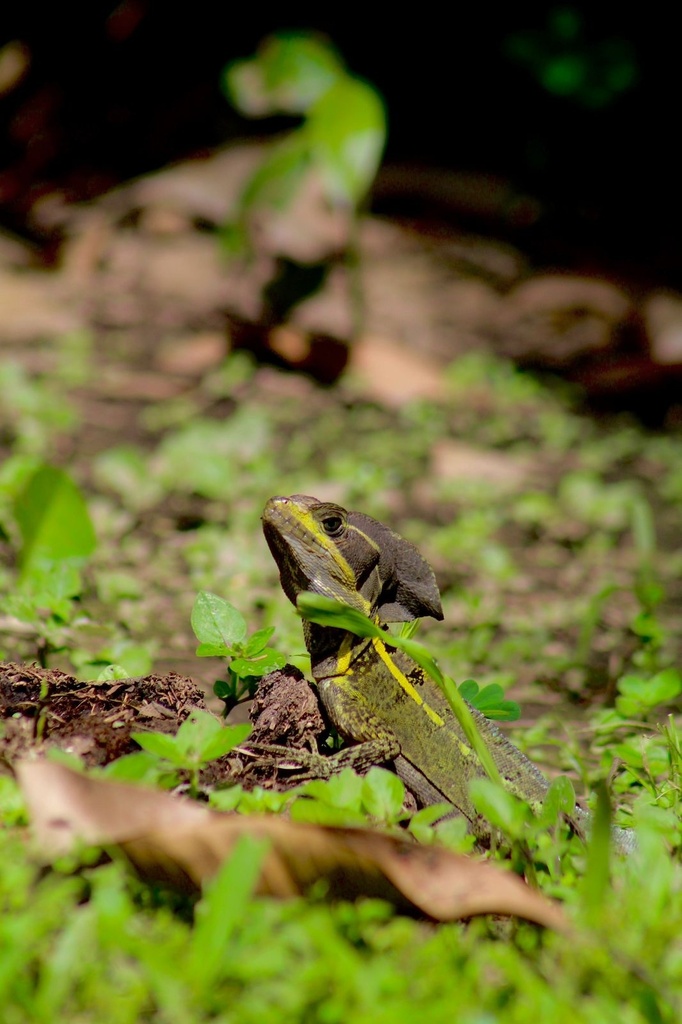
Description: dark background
xmin=0 ymin=4 xmax=678 ymax=284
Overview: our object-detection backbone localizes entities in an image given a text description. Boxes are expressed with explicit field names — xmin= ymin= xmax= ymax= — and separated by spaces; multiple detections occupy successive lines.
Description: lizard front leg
xmin=245 ymin=678 xmax=401 ymax=781
xmin=242 ymin=734 xmax=400 ymax=780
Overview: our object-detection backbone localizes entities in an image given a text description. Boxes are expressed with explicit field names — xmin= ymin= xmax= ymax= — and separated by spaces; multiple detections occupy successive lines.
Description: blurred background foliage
xmin=0 ymin=4 xmax=677 ymax=284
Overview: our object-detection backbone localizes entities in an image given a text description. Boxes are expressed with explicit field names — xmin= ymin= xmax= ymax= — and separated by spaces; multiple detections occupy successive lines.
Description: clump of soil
xmin=0 ymin=662 xmax=207 ymax=767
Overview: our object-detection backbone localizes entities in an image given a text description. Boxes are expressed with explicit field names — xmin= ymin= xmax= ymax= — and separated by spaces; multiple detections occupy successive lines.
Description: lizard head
xmin=262 ymin=495 xmax=443 ymax=622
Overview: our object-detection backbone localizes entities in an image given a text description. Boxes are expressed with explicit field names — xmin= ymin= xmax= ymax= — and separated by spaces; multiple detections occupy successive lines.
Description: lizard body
xmin=262 ymin=494 xmax=635 ymax=853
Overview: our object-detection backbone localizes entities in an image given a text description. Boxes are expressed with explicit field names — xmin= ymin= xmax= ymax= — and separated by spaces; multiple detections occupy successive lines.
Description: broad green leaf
xmin=199 ymin=723 xmax=252 ymax=763
xmin=458 ymin=679 xmax=480 ymax=702
xmin=14 ymin=465 xmax=96 ymax=574
xmin=131 ymin=731 xmax=184 ymax=765
xmin=244 ymin=627 xmax=276 ymax=657
xmin=407 ymin=804 xmax=456 ymax=844
xmin=230 ymin=649 xmax=287 ymax=679
xmin=468 ymin=682 xmax=521 ymax=722
xmin=191 ymin=592 xmax=247 ymax=648
xmin=18 ymin=562 xmax=82 ymax=619
xmin=305 ymin=77 xmax=386 ymax=203
xmin=361 ymin=767 xmax=405 ymax=820
xmin=299 ymin=768 xmax=364 ymax=810
xmin=289 ymin=800 xmax=367 ymax=827
xmin=616 ymin=668 xmax=682 ymax=717
xmin=175 ymin=710 xmax=223 ymax=757
xmin=100 ymin=752 xmax=179 ymax=788
xmin=196 ymin=642 xmax=230 ymax=659
xmin=213 ymin=679 xmax=235 ymax=700
xmin=469 ymin=779 xmax=531 ymax=840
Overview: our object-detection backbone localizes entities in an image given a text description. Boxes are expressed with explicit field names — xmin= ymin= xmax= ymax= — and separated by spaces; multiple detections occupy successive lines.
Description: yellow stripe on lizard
xmin=371 ymin=637 xmax=445 ymax=727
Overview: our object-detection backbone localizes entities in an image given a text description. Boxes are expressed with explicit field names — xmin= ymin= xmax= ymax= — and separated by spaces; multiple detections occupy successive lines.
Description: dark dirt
xmin=0 ymin=659 xmax=328 ymax=795
xmin=0 ymin=662 xmax=207 ymax=766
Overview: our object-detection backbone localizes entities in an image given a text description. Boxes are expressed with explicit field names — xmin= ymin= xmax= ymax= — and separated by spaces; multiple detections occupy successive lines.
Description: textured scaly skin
xmin=262 ymin=494 xmax=635 ymax=853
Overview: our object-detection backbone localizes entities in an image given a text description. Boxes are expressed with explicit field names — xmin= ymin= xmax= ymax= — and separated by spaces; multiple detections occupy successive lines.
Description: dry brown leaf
xmin=17 ymin=760 xmax=567 ymax=930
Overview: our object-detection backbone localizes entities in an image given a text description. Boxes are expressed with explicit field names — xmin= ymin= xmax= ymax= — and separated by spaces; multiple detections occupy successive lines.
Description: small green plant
xmin=0 ymin=462 xmax=97 ymax=666
xmin=131 ymin=710 xmax=251 ymax=799
xmin=505 ymin=7 xmax=638 ymax=108
xmin=191 ymin=591 xmax=287 ymax=712
xmin=223 ymin=32 xmax=386 ymax=236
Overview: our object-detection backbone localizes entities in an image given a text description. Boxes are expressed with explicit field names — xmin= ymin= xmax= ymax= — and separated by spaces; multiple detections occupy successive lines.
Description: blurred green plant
xmin=223 ymin=32 xmax=386 ymax=232
xmin=220 ymin=32 xmax=386 ymax=331
xmin=505 ymin=7 xmax=638 ymax=108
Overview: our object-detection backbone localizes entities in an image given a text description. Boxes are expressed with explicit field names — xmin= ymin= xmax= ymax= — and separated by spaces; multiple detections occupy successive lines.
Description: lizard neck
xmin=304 ymin=620 xmax=369 ymax=681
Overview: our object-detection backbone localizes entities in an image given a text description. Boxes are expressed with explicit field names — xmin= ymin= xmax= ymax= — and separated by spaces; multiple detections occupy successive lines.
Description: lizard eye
xmin=321 ymin=514 xmax=344 ymax=537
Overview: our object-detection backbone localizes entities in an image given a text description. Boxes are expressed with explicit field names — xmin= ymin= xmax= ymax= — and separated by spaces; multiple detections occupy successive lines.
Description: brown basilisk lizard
xmin=262 ymin=494 xmax=635 ymax=853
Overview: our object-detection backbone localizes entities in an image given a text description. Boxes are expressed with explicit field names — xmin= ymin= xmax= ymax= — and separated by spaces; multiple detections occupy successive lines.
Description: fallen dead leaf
xmin=17 ymin=760 xmax=567 ymax=930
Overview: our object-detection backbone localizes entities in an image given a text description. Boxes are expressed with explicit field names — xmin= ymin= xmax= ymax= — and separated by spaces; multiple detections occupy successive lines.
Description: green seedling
xmin=505 ymin=8 xmax=637 ymax=109
xmin=132 ymin=710 xmax=251 ymax=799
xmin=0 ymin=463 xmax=97 ymax=666
xmin=191 ymin=591 xmax=286 ymax=713
xmin=615 ymin=667 xmax=682 ymax=721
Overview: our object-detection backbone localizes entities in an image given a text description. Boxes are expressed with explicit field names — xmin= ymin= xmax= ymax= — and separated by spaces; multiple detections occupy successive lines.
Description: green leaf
xmin=296 ymin=593 xmax=382 ymax=638
xmin=539 ymin=775 xmax=576 ymax=827
xmin=230 ymin=649 xmax=287 ymax=679
xmin=198 ymin=723 xmax=252 ymax=763
xmin=289 ymin=800 xmax=367 ymax=827
xmin=407 ymin=804 xmax=455 ymax=844
xmin=467 ymin=682 xmax=521 ymax=722
xmin=95 ymin=664 xmax=130 ymax=682
xmin=14 ymin=465 xmax=96 ymax=575
xmin=191 ymin=592 xmax=247 ymax=648
xmin=174 ymin=710 xmax=223 ymax=758
xmin=213 ymin=679 xmax=234 ymax=700
xmin=305 ymin=77 xmax=386 ymax=204
xmin=469 ymin=779 xmax=531 ymax=840
xmin=458 ymin=679 xmax=480 ymax=702
xmin=361 ymin=767 xmax=405 ymax=820
xmin=244 ymin=627 xmax=276 ymax=657
xmin=616 ymin=668 xmax=682 ymax=716
xmin=188 ymin=835 xmax=270 ymax=989
xmin=299 ymin=768 xmax=364 ymax=811
xmin=18 ymin=562 xmax=83 ymax=619
xmin=100 ymin=752 xmax=179 ymax=788
xmin=578 ymin=782 xmax=612 ymax=924
xmin=131 ymin=731 xmax=184 ymax=765
xmin=196 ymin=642 xmax=230 ymax=659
